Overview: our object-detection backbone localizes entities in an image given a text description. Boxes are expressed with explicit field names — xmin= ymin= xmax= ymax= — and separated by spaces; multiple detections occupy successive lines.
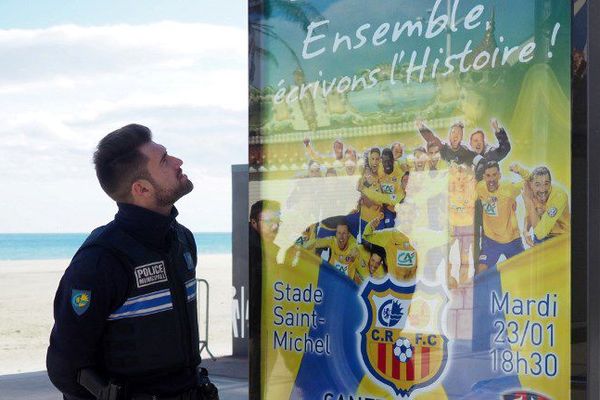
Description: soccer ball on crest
xmin=393 ymin=337 xmax=413 ymax=363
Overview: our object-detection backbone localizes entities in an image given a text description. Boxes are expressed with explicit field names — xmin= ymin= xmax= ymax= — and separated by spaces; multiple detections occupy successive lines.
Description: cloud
xmin=0 ymin=21 xmax=248 ymax=232
xmin=0 ymin=22 xmax=245 ymax=83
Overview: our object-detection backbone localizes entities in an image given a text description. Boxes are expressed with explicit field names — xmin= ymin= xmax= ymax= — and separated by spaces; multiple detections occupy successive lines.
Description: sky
xmin=0 ymin=1 xmax=247 ymax=233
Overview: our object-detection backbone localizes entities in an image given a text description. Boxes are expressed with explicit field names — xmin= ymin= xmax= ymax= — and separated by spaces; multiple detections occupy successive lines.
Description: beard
xmin=154 ymin=178 xmax=194 ymax=207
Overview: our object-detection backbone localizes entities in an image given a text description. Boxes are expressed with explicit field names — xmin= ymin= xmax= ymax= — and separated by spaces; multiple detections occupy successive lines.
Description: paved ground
xmin=0 ymin=357 xmax=249 ymax=400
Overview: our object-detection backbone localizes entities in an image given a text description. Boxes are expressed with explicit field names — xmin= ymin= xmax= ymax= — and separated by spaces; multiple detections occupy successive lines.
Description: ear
xmin=131 ymin=179 xmax=152 ymax=199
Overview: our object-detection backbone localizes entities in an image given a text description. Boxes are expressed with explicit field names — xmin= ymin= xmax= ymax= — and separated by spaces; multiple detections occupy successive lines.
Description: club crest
xmin=359 ymin=278 xmax=448 ymax=397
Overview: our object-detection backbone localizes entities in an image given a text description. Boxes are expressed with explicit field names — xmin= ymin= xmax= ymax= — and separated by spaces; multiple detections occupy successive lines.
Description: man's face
xmin=309 ymin=162 xmax=321 ymax=177
xmin=368 ymin=151 xmax=380 ymax=173
xmin=333 ymin=141 xmax=343 ymax=158
xmin=336 ymin=224 xmax=350 ymax=250
xmin=140 ymin=141 xmax=193 ymax=207
xmin=427 ymin=145 xmax=440 ymax=167
xmin=345 ymin=162 xmax=356 ymax=176
xmin=255 ymin=209 xmax=280 ymax=243
xmin=345 ymin=149 xmax=357 ymax=162
xmin=392 ymin=144 xmax=403 ymax=160
xmin=449 ymin=126 xmax=463 ymax=150
xmin=382 ymin=152 xmax=394 ymax=174
xmin=483 ymin=166 xmax=500 ymax=192
xmin=470 ymin=132 xmax=486 ymax=155
xmin=414 ymin=151 xmax=427 ymax=171
xmin=532 ymin=174 xmax=552 ymax=203
xmin=368 ymin=253 xmax=383 ymax=274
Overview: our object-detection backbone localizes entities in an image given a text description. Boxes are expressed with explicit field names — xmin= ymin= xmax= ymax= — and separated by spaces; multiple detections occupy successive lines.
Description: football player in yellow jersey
xmin=426 ymin=142 xmax=449 ymax=171
xmin=357 ymin=147 xmax=381 ymax=189
xmin=363 ymin=213 xmax=418 ymax=282
xmin=447 ymin=164 xmax=476 ymax=287
xmin=304 ymin=220 xmax=359 ymax=280
xmin=354 ymin=243 xmax=387 ymax=285
xmin=363 ymin=148 xmax=406 ymax=212
xmin=341 ymin=159 xmax=357 ymax=176
xmin=511 ymin=164 xmax=571 ymax=244
xmin=475 ymin=161 xmax=525 ymax=274
xmin=391 ymin=142 xmax=410 ymax=173
xmin=391 ymin=142 xmax=404 ymax=161
xmin=412 ymin=147 xmax=428 ymax=172
xmin=355 ymin=148 xmax=385 ymax=226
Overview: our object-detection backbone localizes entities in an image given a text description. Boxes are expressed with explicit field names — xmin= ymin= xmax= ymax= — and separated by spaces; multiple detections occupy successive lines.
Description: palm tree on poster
xmin=248 ymin=0 xmax=322 ymax=82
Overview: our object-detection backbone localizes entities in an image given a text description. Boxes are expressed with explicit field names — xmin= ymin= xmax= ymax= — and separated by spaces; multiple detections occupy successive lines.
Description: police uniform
xmin=47 ymin=203 xmax=201 ymax=399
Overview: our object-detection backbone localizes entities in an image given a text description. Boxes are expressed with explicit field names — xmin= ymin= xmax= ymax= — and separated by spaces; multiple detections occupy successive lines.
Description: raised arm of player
xmin=303 ymin=137 xmax=323 ymax=163
xmin=509 ymin=163 xmax=531 ymax=180
xmin=416 ymin=119 xmax=443 ymax=149
xmin=362 ymin=213 xmax=391 ymax=248
xmin=360 ymin=186 xmax=405 ymax=206
xmin=488 ymin=119 xmax=511 ymax=161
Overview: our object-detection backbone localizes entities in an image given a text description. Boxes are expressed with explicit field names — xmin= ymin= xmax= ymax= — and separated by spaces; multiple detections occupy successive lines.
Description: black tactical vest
xmin=79 ymin=221 xmax=201 ymax=380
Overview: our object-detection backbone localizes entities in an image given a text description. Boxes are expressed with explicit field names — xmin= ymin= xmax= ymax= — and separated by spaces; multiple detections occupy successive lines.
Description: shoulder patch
xmin=547 ymin=207 xmax=558 ymax=217
xmin=71 ymin=289 xmax=91 ymax=316
xmin=183 ymin=251 xmax=195 ymax=271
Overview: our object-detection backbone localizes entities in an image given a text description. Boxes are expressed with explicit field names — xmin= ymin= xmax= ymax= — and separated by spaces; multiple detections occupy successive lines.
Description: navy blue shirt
xmin=46 ymin=203 xmax=197 ymax=398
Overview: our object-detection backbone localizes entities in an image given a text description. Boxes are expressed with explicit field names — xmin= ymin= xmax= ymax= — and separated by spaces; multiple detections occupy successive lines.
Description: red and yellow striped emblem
xmin=360 ymin=279 xmax=448 ymax=397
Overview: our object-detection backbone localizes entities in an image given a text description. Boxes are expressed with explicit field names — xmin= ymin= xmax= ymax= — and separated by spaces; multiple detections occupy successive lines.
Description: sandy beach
xmin=0 ymin=254 xmax=233 ymax=375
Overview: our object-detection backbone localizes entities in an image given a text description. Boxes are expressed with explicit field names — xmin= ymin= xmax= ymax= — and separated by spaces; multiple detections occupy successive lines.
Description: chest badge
xmin=71 ymin=289 xmax=91 ymax=316
xmin=134 ymin=261 xmax=168 ymax=288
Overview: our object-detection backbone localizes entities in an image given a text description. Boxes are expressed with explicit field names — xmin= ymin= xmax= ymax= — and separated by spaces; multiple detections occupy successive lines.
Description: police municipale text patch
xmin=135 ymin=261 xmax=168 ymax=288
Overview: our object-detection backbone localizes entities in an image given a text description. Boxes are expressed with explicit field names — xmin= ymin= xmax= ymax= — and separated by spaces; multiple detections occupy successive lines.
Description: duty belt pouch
xmin=196 ymin=367 xmax=219 ymax=400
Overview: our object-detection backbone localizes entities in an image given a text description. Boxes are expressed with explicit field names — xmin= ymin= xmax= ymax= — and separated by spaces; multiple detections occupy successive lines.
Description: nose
xmin=171 ymin=156 xmax=183 ymax=167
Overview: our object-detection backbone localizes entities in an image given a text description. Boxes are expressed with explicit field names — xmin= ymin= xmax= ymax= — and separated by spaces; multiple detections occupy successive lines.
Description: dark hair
xmin=381 ymin=148 xmax=393 ymax=159
xmin=93 ymin=124 xmax=152 ymax=201
xmin=369 ymin=147 xmax=381 ymax=155
xmin=470 ymin=129 xmax=485 ymax=141
xmin=532 ymin=166 xmax=552 ymax=182
xmin=484 ymin=160 xmax=500 ymax=173
xmin=413 ymin=146 xmax=426 ymax=155
xmin=426 ymin=141 xmax=439 ymax=151
xmin=450 ymin=121 xmax=464 ymax=131
xmin=250 ymin=200 xmax=281 ymax=223
xmin=364 ymin=242 xmax=388 ymax=273
xmin=336 ymin=217 xmax=349 ymax=228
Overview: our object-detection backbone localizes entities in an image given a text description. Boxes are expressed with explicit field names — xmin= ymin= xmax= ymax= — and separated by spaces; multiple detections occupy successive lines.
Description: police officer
xmin=47 ymin=124 xmax=218 ymax=400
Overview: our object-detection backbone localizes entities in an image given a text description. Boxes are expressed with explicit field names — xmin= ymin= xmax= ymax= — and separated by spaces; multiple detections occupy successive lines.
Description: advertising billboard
xmin=249 ymin=0 xmax=571 ymax=398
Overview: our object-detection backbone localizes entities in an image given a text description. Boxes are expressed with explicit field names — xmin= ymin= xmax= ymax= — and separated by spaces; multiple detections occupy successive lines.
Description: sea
xmin=0 ymin=233 xmax=231 ymax=261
